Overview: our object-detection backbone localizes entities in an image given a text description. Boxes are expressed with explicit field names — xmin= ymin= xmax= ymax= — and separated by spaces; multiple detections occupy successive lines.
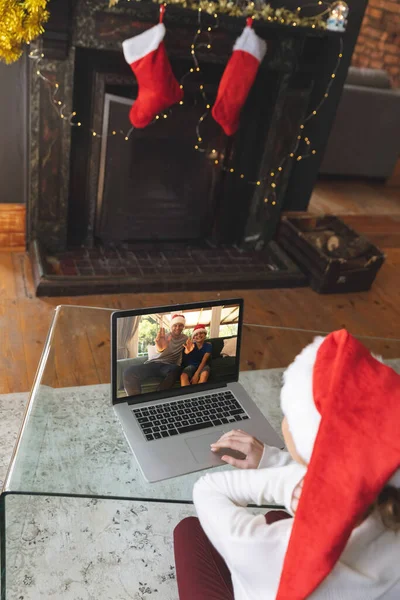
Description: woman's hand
xmin=183 ymin=337 xmax=195 ymax=354
xmin=210 ymin=429 xmax=264 ymax=469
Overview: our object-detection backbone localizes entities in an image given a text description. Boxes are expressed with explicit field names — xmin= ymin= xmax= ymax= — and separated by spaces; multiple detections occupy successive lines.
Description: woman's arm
xmin=193 ymin=464 xmax=305 ymax=571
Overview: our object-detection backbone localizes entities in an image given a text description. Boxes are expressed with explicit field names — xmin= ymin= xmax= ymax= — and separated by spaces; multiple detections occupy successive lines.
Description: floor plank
xmin=309 ymin=179 xmax=400 ymax=215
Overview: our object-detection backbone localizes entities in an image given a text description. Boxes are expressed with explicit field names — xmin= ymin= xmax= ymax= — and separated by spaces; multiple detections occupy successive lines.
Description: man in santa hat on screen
xmin=174 ymin=329 xmax=400 ymax=600
xmin=123 ymin=313 xmax=187 ymax=396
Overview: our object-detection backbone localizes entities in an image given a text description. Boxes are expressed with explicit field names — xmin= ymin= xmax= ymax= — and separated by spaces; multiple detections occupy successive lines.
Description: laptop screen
xmin=111 ymin=299 xmax=243 ymax=404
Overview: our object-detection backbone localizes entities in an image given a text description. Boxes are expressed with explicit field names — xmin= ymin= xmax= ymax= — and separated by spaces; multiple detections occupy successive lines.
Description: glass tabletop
xmin=3 ymin=304 xmax=400 ymax=503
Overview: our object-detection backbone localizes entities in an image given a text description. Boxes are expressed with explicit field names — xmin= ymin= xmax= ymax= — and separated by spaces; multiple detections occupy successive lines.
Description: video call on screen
xmin=116 ymin=304 xmax=239 ymax=398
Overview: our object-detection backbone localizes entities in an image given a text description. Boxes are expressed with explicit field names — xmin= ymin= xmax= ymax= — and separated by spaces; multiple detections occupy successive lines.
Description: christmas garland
xmin=0 ymin=0 xmax=49 ymax=64
xmin=109 ymin=0 xmax=327 ymax=29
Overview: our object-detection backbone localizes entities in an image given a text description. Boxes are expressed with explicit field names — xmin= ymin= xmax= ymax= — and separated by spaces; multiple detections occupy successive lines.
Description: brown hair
xmin=364 ymin=485 xmax=400 ymax=531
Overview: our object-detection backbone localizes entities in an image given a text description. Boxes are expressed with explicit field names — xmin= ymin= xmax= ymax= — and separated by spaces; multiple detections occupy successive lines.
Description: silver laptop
xmin=111 ymin=298 xmax=283 ymax=482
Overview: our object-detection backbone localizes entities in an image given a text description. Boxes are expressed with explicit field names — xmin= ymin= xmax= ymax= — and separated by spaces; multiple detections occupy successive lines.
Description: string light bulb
xmin=270 ymin=172 xmax=275 ymax=177
xmin=230 ymin=168 xmax=234 ymax=173
xmin=271 ymin=182 xmax=276 ymax=188
xmin=312 ymin=150 xmax=317 ymax=154
xmin=92 ymin=131 xmax=97 ymax=136
xmin=215 ymin=159 xmax=219 ymax=164
xmin=240 ymin=174 xmax=245 ymax=179
xmin=256 ymin=181 xmax=261 ymax=186
xmin=297 ymin=156 xmax=302 ymax=161
xmin=264 ymin=197 xmax=269 ymax=203
xmin=272 ymin=201 xmax=276 ymax=206
xmin=278 ymin=167 xmax=283 ymax=172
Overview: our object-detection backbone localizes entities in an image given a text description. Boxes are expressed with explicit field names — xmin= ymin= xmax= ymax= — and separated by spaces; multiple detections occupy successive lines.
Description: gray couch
xmin=320 ymin=67 xmax=400 ymax=179
xmin=117 ymin=336 xmax=237 ymax=395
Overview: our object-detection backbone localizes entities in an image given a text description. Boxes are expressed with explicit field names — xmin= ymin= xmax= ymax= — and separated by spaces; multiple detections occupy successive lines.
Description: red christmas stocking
xmin=122 ymin=12 xmax=183 ymax=128
xmin=212 ymin=20 xmax=267 ymax=136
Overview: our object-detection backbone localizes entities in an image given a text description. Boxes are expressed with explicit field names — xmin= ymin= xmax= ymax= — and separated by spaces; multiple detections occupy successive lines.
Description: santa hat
xmin=170 ymin=314 xmax=186 ymax=327
xmin=192 ymin=324 xmax=207 ymax=336
xmin=278 ymin=329 xmax=400 ymax=600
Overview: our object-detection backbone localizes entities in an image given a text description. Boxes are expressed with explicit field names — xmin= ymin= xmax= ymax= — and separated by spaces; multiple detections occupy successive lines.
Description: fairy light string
xmin=28 ymin=48 xmax=134 ymax=140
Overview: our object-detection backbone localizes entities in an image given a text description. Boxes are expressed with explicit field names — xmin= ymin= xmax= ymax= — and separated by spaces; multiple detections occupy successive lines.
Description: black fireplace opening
xmin=67 ymin=37 xmax=309 ymax=251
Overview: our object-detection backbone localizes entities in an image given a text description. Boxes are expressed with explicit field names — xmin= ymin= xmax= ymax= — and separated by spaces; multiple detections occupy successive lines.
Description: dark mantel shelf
xmin=42 ymin=0 xmax=344 ymax=59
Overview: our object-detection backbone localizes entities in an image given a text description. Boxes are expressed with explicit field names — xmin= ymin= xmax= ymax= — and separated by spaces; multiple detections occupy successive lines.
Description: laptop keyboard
xmin=132 ymin=390 xmax=249 ymax=442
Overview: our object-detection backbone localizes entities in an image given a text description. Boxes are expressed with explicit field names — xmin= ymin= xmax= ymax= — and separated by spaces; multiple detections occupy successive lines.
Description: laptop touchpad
xmin=185 ymin=430 xmax=246 ymax=464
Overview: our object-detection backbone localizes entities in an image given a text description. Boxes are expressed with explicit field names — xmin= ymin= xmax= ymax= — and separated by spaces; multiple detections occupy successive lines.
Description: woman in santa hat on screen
xmin=174 ymin=329 xmax=400 ymax=599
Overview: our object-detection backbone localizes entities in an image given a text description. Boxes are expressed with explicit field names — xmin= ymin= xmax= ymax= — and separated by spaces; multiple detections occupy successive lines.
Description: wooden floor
xmin=0 ymin=179 xmax=399 ymax=394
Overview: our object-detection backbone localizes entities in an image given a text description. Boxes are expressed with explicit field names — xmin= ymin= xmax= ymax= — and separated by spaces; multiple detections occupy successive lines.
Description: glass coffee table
xmin=1 ymin=305 xmax=399 ymax=599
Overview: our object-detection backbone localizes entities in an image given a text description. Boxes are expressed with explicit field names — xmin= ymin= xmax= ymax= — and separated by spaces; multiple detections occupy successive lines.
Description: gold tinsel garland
xmin=0 ymin=0 xmax=49 ymax=64
xmin=109 ymin=0 xmax=327 ymax=29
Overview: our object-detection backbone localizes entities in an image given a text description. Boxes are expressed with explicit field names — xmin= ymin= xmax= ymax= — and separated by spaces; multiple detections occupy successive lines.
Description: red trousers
xmin=173 ymin=510 xmax=292 ymax=600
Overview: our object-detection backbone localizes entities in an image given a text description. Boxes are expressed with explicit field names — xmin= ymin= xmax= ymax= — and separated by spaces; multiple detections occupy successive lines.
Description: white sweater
xmin=193 ymin=446 xmax=400 ymax=600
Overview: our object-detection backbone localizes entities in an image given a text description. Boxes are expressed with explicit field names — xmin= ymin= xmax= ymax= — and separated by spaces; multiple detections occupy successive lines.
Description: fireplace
xmin=27 ymin=0 xmax=367 ymax=295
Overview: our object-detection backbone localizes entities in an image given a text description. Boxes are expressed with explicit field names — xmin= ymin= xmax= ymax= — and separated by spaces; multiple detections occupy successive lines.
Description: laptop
xmin=111 ymin=298 xmax=284 ymax=482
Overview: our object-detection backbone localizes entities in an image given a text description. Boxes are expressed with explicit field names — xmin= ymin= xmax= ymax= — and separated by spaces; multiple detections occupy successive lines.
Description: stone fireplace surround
xmin=27 ymin=0 xmax=367 ymax=295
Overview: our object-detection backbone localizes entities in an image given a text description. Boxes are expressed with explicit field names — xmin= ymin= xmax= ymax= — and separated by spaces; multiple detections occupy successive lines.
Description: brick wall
xmin=352 ymin=0 xmax=400 ymax=88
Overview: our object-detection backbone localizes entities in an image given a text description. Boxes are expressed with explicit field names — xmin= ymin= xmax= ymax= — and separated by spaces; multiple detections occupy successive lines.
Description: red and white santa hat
xmin=170 ymin=314 xmax=186 ymax=327
xmin=277 ymin=329 xmax=400 ymax=600
xmin=192 ymin=324 xmax=207 ymax=336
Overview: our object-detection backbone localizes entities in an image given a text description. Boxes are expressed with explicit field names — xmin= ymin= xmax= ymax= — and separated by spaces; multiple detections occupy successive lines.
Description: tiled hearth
xmin=30 ymin=240 xmax=306 ymax=296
